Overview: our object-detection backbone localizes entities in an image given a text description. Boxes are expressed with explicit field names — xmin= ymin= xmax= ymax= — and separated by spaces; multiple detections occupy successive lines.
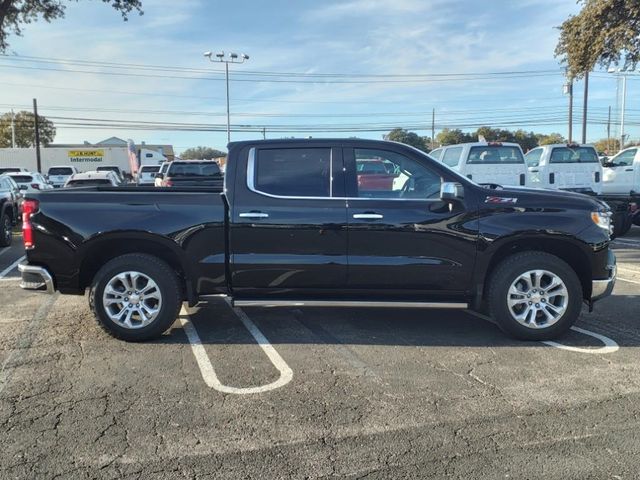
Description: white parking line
xmin=0 ymin=255 xmax=25 ymax=279
xmin=541 ymin=327 xmax=619 ymax=354
xmin=614 ymin=239 xmax=640 ymax=247
xmin=179 ymin=301 xmax=293 ymax=394
xmin=619 ymin=276 xmax=640 ymax=286
xmin=465 ymin=310 xmax=619 ymax=354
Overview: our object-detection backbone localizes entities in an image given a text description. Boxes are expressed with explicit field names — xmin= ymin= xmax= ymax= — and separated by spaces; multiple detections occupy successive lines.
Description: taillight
xmin=31 ymin=183 xmax=40 ymax=190
xmin=22 ymin=199 xmax=39 ymax=250
xmin=165 ymin=180 xmax=173 ymax=187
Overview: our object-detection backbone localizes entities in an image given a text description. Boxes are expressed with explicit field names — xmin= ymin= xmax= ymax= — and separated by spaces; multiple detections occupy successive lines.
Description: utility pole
xmin=581 ymin=71 xmax=589 ymax=144
xmin=564 ymin=77 xmax=573 ymax=143
xmin=620 ymin=74 xmax=627 ymax=149
xmin=33 ymin=98 xmax=42 ymax=173
xmin=607 ymin=105 xmax=611 ymax=153
xmin=203 ymin=50 xmax=249 ymax=145
xmin=431 ymin=108 xmax=435 ymax=149
xmin=10 ymin=109 xmax=16 ymax=148
xmin=262 ymin=127 xmax=266 ymax=140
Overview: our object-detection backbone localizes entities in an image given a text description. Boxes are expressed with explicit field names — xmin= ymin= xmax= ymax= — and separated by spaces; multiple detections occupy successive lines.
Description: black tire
xmin=0 ymin=213 xmax=11 ymax=247
xmin=487 ymin=251 xmax=582 ymax=341
xmin=89 ymin=253 xmax=182 ymax=341
xmin=618 ymin=216 xmax=633 ymax=237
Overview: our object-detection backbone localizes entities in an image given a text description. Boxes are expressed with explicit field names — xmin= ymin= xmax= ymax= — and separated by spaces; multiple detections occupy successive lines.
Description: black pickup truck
xmin=18 ymin=139 xmax=616 ymax=341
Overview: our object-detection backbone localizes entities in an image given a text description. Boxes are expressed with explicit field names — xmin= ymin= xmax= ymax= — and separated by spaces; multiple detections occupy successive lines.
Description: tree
xmin=180 ymin=146 xmax=226 ymax=160
xmin=555 ymin=0 xmax=640 ymax=79
xmin=0 ymin=110 xmax=55 ymax=147
xmin=593 ymin=137 xmax=621 ymax=154
xmin=435 ymin=128 xmax=474 ymax=146
xmin=384 ymin=128 xmax=430 ymax=152
xmin=536 ymin=133 xmax=566 ymax=146
xmin=0 ymin=0 xmax=143 ymax=52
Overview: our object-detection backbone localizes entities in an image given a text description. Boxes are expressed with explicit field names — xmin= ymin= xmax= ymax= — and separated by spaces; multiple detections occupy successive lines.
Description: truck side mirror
xmin=440 ymin=182 xmax=464 ymax=201
xmin=155 ymin=173 xmax=164 ymax=179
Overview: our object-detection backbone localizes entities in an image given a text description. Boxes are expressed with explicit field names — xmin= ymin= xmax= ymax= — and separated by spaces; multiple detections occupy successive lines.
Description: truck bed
xmin=25 ymin=185 xmax=228 ymax=298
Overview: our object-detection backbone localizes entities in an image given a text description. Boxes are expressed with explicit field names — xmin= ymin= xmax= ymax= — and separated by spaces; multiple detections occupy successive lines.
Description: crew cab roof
xmin=228 ymin=138 xmax=424 ymax=149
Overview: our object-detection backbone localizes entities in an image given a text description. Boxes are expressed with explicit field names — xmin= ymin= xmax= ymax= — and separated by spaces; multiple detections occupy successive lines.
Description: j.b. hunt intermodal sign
xmin=68 ymin=150 xmax=104 ymax=163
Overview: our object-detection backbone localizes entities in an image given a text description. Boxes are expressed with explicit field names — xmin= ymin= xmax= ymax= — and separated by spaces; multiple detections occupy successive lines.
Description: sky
xmin=0 ymin=0 xmax=638 ymax=154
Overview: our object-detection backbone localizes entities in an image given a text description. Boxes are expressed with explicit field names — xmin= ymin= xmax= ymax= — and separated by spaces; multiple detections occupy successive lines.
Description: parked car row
xmin=0 ymin=173 xmax=23 ymax=247
xmin=426 ymin=142 xmax=638 ymax=235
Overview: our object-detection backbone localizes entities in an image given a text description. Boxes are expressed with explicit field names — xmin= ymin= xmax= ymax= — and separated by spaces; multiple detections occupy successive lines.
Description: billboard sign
xmin=68 ymin=149 xmax=104 ymax=163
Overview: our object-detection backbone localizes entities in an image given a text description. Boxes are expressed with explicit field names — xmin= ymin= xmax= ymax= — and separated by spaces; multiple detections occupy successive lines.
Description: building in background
xmin=0 ymin=137 xmax=172 ymax=174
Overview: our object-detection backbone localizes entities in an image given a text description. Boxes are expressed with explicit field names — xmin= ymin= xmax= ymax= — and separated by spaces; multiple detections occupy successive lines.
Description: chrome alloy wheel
xmin=507 ymin=270 xmax=568 ymax=329
xmin=102 ymin=271 xmax=162 ymax=329
xmin=2 ymin=216 xmax=10 ymax=244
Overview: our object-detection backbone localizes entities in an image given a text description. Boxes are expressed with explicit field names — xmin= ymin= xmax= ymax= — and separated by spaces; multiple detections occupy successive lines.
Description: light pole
xmin=204 ymin=50 xmax=249 ymax=144
xmin=608 ymin=67 xmax=629 ymax=150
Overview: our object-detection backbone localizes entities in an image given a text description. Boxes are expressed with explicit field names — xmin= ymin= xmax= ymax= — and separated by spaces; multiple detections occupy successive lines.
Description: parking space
xmin=0 ymin=231 xmax=639 ymax=478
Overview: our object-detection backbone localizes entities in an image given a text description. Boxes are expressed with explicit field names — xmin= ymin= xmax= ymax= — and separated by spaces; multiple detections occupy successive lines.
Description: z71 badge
xmin=485 ymin=196 xmax=518 ymax=204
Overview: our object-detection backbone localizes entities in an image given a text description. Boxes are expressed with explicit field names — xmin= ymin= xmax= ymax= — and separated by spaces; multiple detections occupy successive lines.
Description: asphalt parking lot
xmin=0 ymin=228 xmax=639 ymax=479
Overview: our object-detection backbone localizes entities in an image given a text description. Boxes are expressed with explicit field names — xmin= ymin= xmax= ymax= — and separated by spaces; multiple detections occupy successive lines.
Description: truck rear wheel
xmin=487 ymin=252 xmax=582 ymax=341
xmin=89 ymin=253 xmax=182 ymax=341
xmin=0 ymin=213 xmax=11 ymax=247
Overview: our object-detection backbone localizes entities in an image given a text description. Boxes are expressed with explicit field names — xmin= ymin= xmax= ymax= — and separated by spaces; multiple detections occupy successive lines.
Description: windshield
xmin=66 ymin=179 xmax=112 ymax=187
xmin=10 ymin=175 xmax=33 ymax=183
xmin=168 ymin=163 xmax=221 ymax=177
xmin=467 ymin=146 xmax=524 ymax=164
xmin=97 ymin=167 xmax=120 ymax=173
xmin=0 ymin=168 xmax=22 ymax=174
xmin=141 ymin=166 xmax=161 ymax=173
xmin=550 ymin=147 xmax=599 ymax=163
xmin=48 ymin=167 xmax=74 ymax=176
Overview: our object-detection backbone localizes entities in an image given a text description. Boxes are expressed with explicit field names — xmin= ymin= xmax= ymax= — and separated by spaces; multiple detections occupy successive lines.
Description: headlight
xmin=591 ymin=211 xmax=612 ymax=233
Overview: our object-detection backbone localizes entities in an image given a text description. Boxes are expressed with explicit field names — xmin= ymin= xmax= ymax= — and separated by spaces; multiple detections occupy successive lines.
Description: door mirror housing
xmin=440 ymin=182 xmax=464 ymax=201
xmin=155 ymin=173 xmax=164 ymax=179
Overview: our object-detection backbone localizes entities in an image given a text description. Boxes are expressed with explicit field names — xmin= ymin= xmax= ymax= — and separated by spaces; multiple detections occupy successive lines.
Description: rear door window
xmin=467 ymin=146 xmax=524 ymax=164
xmin=550 ymin=147 xmax=599 ymax=163
xmin=441 ymin=147 xmax=463 ymax=167
xmin=252 ymin=148 xmax=332 ymax=197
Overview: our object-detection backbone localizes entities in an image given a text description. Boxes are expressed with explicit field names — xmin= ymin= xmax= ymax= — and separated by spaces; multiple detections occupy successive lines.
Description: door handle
xmin=625 ymin=168 xmax=634 ymax=171
xmin=239 ymin=212 xmax=269 ymax=219
xmin=353 ymin=213 xmax=384 ymax=220
xmin=530 ymin=169 xmax=539 ymax=173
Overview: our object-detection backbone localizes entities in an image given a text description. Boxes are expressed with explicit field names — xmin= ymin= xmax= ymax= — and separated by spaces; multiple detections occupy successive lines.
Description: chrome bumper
xmin=18 ymin=263 xmax=54 ymax=294
xmin=591 ymin=252 xmax=616 ymax=302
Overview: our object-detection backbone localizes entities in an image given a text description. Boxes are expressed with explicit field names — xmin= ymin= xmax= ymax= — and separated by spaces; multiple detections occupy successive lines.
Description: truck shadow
xmin=154 ymin=292 xmax=638 ymax=349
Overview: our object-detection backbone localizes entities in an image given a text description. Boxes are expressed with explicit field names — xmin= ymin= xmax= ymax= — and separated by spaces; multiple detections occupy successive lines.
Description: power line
xmin=0 ymin=54 xmax=564 ymax=79
xmin=0 ymin=62 xmax=564 ymax=84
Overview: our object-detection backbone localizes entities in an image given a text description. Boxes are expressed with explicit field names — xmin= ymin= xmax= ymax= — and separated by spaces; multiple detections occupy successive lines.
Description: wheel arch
xmin=78 ymin=232 xmax=195 ymax=303
xmin=480 ymin=236 xmax=592 ymax=301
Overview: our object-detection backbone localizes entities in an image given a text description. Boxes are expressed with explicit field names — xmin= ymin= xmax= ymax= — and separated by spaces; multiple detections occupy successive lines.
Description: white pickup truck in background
xmin=524 ymin=144 xmax=602 ymax=195
xmin=432 ymin=142 xmax=528 ymax=187
xmin=601 ymin=147 xmax=640 ymax=229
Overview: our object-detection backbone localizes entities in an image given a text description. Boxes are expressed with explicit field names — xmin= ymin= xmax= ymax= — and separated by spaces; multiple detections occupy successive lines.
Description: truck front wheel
xmin=89 ymin=253 xmax=182 ymax=341
xmin=487 ymin=252 xmax=582 ymax=341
